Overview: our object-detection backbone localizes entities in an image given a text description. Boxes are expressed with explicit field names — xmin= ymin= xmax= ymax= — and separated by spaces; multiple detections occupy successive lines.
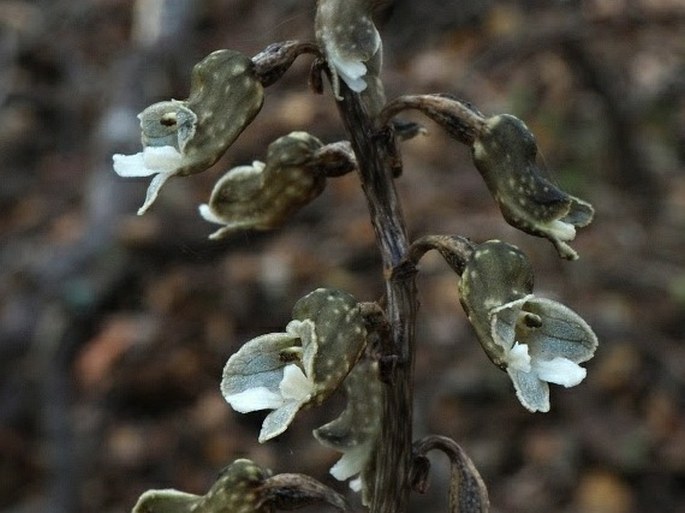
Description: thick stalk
xmin=336 ymin=84 xmax=418 ymax=513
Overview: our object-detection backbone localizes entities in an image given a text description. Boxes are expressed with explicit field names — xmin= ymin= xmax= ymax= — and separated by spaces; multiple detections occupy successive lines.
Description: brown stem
xmin=335 ymin=85 xmax=418 ymax=513
xmin=379 ymin=94 xmax=486 ymax=146
xmin=412 ymin=435 xmax=490 ymax=513
xmin=406 ymin=235 xmax=476 ymax=275
xmin=252 ymin=40 xmax=321 ymax=87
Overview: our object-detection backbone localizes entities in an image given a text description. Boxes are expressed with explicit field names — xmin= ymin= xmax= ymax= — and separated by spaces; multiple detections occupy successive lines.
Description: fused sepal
xmin=292 ymin=288 xmax=368 ymax=396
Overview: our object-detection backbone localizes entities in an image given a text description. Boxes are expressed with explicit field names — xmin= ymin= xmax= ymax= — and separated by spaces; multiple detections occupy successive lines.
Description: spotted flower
xmin=471 ymin=114 xmax=594 ymax=260
xmin=314 ymin=359 xmax=381 ymax=505
xmin=315 ymin=0 xmax=383 ymax=104
xmin=458 ymin=240 xmax=598 ymax=412
xmin=221 ymin=288 xmax=367 ymax=442
xmin=199 ymin=132 xmax=326 ymax=239
xmin=113 ymin=49 xmax=264 ymax=214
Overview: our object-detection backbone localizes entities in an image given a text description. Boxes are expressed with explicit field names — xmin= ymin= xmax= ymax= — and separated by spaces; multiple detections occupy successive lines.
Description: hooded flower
xmin=471 ymin=114 xmax=594 ymax=260
xmin=199 ymin=132 xmax=327 ymax=239
xmin=458 ymin=240 xmax=598 ymax=412
xmin=221 ymin=288 xmax=367 ymax=442
xmin=315 ymin=0 xmax=385 ymax=111
xmin=113 ymin=49 xmax=264 ymax=214
xmin=314 ymin=359 xmax=381 ymax=506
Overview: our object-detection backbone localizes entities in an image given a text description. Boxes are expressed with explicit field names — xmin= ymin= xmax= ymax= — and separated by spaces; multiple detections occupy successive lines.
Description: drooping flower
xmin=113 ymin=49 xmax=264 ymax=214
xmin=314 ymin=359 xmax=381 ymax=506
xmin=221 ymin=288 xmax=367 ymax=442
xmin=315 ymin=0 xmax=385 ymax=111
xmin=199 ymin=132 xmax=327 ymax=239
xmin=458 ymin=240 xmax=598 ymax=412
xmin=471 ymin=114 xmax=594 ymax=260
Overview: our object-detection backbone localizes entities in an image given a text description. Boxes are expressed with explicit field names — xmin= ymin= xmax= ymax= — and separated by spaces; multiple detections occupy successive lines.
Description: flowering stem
xmin=335 ymin=84 xmax=418 ymax=513
xmin=406 ymin=235 xmax=476 ymax=275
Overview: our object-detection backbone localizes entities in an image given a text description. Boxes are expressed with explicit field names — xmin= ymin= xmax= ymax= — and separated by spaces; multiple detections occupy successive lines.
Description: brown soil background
xmin=1 ymin=1 xmax=684 ymax=512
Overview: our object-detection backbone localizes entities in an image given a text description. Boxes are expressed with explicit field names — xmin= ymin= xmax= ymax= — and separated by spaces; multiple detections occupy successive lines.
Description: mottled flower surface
xmin=199 ymin=132 xmax=326 ymax=239
xmin=459 ymin=240 xmax=598 ymax=411
xmin=314 ymin=359 xmax=381 ymax=505
xmin=131 ymin=459 xmax=271 ymax=513
xmin=315 ymin=0 xmax=382 ymax=104
xmin=222 ymin=288 xmax=367 ymax=442
xmin=472 ymin=114 xmax=594 ymax=259
xmin=113 ymin=49 xmax=264 ymax=214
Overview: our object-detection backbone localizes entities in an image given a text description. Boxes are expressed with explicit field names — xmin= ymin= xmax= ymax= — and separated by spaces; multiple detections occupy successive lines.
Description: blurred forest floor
xmin=0 ymin=1 xmax=684 ymax=512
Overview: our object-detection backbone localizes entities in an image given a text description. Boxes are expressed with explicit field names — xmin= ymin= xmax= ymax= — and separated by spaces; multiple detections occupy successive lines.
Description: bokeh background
xmin=1 ymin=1 xmax=683 ymax=512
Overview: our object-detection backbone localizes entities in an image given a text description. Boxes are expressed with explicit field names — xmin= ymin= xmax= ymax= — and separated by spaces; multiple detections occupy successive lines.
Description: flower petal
xmin=259 ymin=400 xmax=306 ymax=443
xmin=533 ymin=357 xmax=586 ymax=387
xmin=225 ymin=387 xmax=285 ymax=413
xmin=329 ymin=443 xmax=372 ymax=481
xmin=112 ymin=152 xmax=157 ymax=177
xmin=221 ymin=331 xmax=300 ymax=402
xmin=137 ymin=171 xmax=174 ymax=215
xmin=519 ymin=297 xmax=598 ymax=363
xmin=279 ymin=364 xmax=314 ymax=402
xmin=507 ymin=342 xmax=532 ymax=372
xmin=507 ymin=367 xmax=550 ymax=412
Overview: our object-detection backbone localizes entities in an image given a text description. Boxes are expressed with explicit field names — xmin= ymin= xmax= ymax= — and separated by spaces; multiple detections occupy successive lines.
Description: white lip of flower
xmin=329 ymin=56 xmax=369 ymax=93
xmin=222 ymin=320 xmax=317 ymax=443
xmin=113 ymin=145 xmax=184 ymax=215
xmin=329 ymin=442 xmax=373 ymax=490
xmin=491 ymin=294 xmax=597 ymax=413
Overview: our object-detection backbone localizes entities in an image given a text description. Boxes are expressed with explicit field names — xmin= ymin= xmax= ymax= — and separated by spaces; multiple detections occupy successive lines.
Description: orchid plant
xmin=114 ymin=2 xmax=598 ymax=513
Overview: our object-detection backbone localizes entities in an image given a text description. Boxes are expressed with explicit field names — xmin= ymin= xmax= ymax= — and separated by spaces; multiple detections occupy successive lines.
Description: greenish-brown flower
xmin=113 ymin=50 xmax=264 ymax=214
xmin=472 ymin=115 xmax=594 ymax=259
xmin=314 ymin=359 xmax=381 ymax=505
xmin=221 ymin=288 xmax=367 ymax=442
xmin=458 ymin=240 xmax=598 ymax=412
xmin=199 ymin=132 xmax=326 ymax=239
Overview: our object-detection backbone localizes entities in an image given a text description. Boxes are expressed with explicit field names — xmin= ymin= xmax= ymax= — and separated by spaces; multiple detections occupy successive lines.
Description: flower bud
xmin=113 ymin=49 xmax=264 ymax=214
xmin=458 ymin=240 xmax=598 ymax=412
xmin=472 ymin=114 xmax=594 ymax=259
xmin=199 ymin=132 xmax=327 ymax=239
